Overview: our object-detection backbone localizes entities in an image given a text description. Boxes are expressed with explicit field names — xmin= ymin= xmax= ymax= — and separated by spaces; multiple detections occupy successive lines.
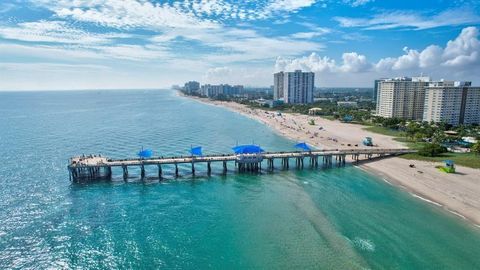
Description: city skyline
xmin=0 ymin=0 xmax=479 ymax=90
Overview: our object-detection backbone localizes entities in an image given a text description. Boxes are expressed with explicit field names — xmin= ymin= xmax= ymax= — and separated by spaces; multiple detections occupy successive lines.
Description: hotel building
xmin=423 ymin=81 xmax=480 ymax=126
xmin=375 ymin=76 xmax=431 ymax=120
xmin=273 ymin=70 xmax=314 ymax=104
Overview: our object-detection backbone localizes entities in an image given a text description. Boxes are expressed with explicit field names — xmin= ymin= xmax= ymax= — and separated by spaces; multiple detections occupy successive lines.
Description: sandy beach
xmin=183 ymin=93 xmax=480 ymax=226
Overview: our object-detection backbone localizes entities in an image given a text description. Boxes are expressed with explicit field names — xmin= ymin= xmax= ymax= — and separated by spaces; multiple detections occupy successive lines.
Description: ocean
xmin=0 ymin=89 xmax=479 ymax=269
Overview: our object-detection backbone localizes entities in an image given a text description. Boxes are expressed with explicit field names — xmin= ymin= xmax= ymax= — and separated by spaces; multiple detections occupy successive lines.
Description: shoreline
xmin=180 ymin=92 xmax=480 ymax=227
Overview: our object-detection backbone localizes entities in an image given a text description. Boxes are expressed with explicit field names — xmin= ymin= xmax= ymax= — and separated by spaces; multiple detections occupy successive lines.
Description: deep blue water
xmin=0 ymin=90 xmax=479 ymax=269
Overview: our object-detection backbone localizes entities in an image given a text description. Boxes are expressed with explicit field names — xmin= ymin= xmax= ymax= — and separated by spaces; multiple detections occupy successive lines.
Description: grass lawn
xmin=401 ymin=152 xmax=480 ymax=169
xmin=364 ymin=125 xmax=480 ymax=169
xmin=320 ymin=115 xmax=336 ymax=120
xmin=363 ymin=126 xmax=406 ymax=137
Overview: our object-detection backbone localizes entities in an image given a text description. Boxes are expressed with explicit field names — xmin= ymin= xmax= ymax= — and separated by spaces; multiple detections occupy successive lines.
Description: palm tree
xmin=472 ymin=142 xmax=480 ymax=156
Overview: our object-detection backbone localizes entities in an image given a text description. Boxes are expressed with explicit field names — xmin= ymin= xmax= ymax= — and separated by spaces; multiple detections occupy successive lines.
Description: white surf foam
xmin=410 ymin=193 xmax=442 ymax=207
xmin=352 ymin=237 xmax=375 ymax=252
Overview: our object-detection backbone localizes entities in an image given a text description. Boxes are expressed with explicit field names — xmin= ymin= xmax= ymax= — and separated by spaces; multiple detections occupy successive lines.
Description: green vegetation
xmin=472 ymin=142 xmax=480 ymax=155
xmin=308 ymin=119 xmax=315 ymax=125
xmin=363 ymin=121 xmax=480 ymax=169
xmin=418 ymin=143 xmax=447 ymax=157
xmin=363 ymin=126 xmax=405 ymax=137
xmin=183 ymin=89 xmax=480 ymax=169
xmin=402 ymin=152 xmax=480 ymax=169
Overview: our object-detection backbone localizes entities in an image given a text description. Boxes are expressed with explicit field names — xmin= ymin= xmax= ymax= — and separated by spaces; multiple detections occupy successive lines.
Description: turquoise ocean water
xmin=0 ymin=90 xmax=479 ymax=269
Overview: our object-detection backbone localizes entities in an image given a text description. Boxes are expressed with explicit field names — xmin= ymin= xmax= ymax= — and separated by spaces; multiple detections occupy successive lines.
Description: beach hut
xmin=342 ymin=115 xmax=353 ymax=122
xmin=308 ymin=107 xmax=322 ymax=115
xmin=440 ymin=160 xmax=456 ymax=173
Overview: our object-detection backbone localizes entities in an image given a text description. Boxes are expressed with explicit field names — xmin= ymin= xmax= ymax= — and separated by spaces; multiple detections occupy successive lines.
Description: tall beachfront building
xmin=184 ymin=81 xmax=200 ymax=94
xmin=373 ymin=78 xmax=386 ymax=103
xmin=273 ymin=72 xmax=284 ymax=100
xmin=423 ymin=81 xmax=480 ymax=126
xmin=273 ymin=70 xmax=314 ymax=104
xmin=376 ymin=76 xmax=431 ymax=120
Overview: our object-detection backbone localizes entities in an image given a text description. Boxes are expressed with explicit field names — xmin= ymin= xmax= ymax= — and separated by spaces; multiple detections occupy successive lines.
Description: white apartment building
xmin=376 ymin=76 xmax=431 ymax=120
xmin=423 ymin=81 xmax=480 ymax=126
xmin=273 ymin=72 xmax=284 ymax=100
xmin=273 ymin=70 xmax=314 ymax=104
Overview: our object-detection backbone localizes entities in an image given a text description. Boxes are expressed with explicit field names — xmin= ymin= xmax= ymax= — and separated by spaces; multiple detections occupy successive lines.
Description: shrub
xmin=418 ymin=143 xmax=447 ymax=157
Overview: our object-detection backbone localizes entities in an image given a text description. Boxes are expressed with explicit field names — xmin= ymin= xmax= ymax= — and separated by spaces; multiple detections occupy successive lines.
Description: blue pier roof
xmin=138 ymin=149 xmax=153 ymax=158
xmin=190 ymin=146 xmax=203 ymax=156
xmin=294 ymin=142 xmax=312 ymax=151
xmin=232 ymin=144 xmax=265 ymax=154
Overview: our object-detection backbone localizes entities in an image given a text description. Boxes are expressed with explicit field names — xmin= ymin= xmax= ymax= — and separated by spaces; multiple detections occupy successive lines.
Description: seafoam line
xmin=410 ymin=193 xmax=443 ymax=207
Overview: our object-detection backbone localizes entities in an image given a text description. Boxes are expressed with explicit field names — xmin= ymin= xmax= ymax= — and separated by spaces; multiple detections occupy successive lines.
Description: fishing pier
xmin=68 ymin=147 xmax=415 ymax=182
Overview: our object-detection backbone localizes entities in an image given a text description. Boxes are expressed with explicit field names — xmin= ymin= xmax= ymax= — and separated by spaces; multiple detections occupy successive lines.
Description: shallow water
xmin=0 ymin=90 xmax=479 ymax=269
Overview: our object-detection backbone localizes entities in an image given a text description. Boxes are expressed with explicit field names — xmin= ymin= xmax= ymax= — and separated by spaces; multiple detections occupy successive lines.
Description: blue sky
xmin=0 ymin=0 xmax=479 ymax=90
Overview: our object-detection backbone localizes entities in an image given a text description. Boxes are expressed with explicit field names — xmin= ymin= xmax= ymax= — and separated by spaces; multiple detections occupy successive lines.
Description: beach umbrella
xmin=294 ymin=142 xmax=311 ymax=151
xmin=190 ymin=146 xmax=203 ymax=156
xmin=232 ymin=144 xmax=265 ymax=154
xmin=138 ymin=148 xmax=153 ymax=158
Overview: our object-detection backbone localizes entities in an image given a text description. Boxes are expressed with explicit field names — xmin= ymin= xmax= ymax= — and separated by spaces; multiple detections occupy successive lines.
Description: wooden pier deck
xmin=68 ymin=148 xmax=415 ymax=182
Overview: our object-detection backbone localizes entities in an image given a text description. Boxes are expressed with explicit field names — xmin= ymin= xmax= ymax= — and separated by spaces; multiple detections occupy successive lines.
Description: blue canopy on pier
xmin=232 ymin=144 xmax=265 ymax=154
xmin=294 ymin=142 xmax=312 ymax=151
xmin=190 ymin=146 xmax=203 ymax=156
xmin=138 ymin=149 xmax=153 ymax=158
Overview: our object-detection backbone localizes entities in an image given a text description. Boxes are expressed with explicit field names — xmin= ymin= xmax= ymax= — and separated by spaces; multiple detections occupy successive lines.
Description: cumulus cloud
xmin=376 ymin=26 xmax=480 ymax=71
xmin=442 ymin=26 xmax=480 ymax=66
xmin=275 ymin=53 xmax=337 ymax=73
xmin=275 ymin=26 xmax=480 ymax=81
xmin=275 ymin=51 xmax=370 ymax=73
xmin=419 ymin=45 xmax=442 ymax=68
xmin=340 ymin=52 xmax=370 ymax=72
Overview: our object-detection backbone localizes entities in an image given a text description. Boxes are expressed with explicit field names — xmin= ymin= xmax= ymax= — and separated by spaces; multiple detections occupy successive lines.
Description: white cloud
xmin=391 ymin=47 xmax=419 ymax=70
xmin=275 ymin=53 xmax=337 ymax=72
xmin=150 ymin=26 xmax=323 ymax=64
xmin=266 ymin=0 xmax=317 ymax=13
xmin=34 ymin=0 xmax=218 ymax=30
xmin=204 ymin=67 xmax=233 ymax=83
xmin=275 ymin=52 xmax=370 ymax=73
xmin=0 ymin=42 xmax=169 ymax=62
xmin=31 ymin=0 xmax=319 ymax=30
xmin=375 ymin=26 xmax=480 ymax=70
xmin=203 ymin=66 xmax=273 ymax=85
xmin=290 ymin=27 xmax=331 ymax=39
xmin=334 ymin=8 xmax=480 ymax=30
xmin=0 ymin=62 xmax=110 ymax=72
xmin=419 ymin=45 xmax=442 ymax=68
xmin=275 ymin=26 xmax=480 ymax=86
xmin=340 ymin=52 xmax=370 ymax=72
xmin=343 ymin=0 xmax=374 ymax=7
xmin=0 ymin=20 xmax=128 ymax=44
xmin=442 ymin=26 xmax=480 ymax=66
